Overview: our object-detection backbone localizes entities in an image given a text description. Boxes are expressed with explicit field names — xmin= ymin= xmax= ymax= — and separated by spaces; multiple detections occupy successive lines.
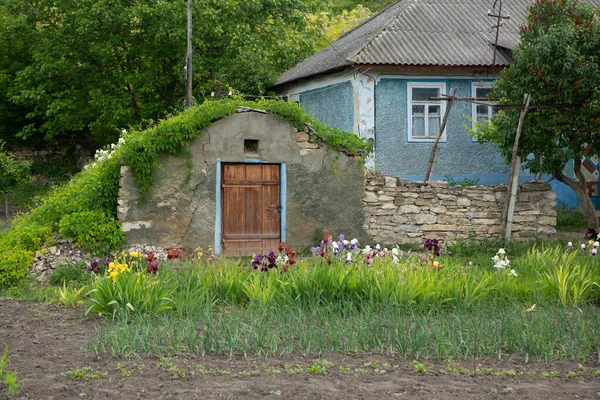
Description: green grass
xmin=555 ymin=202 xmax=590 ymax=231
xmin=86 ymin=300 xmax=600 ymax=361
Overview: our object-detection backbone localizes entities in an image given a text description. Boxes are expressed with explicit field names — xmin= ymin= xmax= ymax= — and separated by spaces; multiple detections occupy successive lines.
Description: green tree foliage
xmin=479 ymin=0 xmax=600 ymax=230
xmin=310 ymin=4 xmax=373 ymax=48
xmin=0 ymin=141 xmax=30 ymax=220
xmin=0 ymin=0 xmax=322 ymax=147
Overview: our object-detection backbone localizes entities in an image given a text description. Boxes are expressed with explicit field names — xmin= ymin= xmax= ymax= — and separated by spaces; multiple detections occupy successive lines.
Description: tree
xmin=0 ymin=0 xmax=322 ymax=148
xmin=0 ymin=141 xmax=30 ymax=220
xmin=480 ymin=0 xmax=600 ymax=231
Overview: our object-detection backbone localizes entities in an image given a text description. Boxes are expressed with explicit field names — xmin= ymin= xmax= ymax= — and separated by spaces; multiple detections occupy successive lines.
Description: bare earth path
xmin=1 ymin=299 xmax=600 ymax=399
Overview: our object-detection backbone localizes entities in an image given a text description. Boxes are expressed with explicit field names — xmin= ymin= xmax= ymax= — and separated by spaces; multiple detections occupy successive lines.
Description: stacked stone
xmin=31 ymin=237 xmax=91 ymax=283
xmin=363 ymin=173 xmax=556 ymax=244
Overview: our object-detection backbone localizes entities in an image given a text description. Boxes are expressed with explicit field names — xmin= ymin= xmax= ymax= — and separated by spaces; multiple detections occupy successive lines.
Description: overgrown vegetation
xmin=0 ymin=99 xmax=368 ymax=286
xmin=555 ymin=202 xmax=589 ymax=231
xmin=73 ymin=240 xmax=600 ymax=360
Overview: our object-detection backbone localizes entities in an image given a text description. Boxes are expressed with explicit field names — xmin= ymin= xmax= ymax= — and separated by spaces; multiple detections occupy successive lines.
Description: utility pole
xmin=185 ymin=0 xmax=193 ymax=108
xmin=488 ymin=0 xmax=510 ymax=71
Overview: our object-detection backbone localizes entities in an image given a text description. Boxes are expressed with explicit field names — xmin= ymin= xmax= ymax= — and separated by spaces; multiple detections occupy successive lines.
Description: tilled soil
xmin=1 ymin=299 xmax=600 ymax=399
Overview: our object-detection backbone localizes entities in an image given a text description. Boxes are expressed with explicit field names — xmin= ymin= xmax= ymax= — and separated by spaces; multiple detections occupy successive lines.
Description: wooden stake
xmin=502 ymin=93 xmax=531 ymax=241
xmin=425 ymin=88 xmax=457 ymax=182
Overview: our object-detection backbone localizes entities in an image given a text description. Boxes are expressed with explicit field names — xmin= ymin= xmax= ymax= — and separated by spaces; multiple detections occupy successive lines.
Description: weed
xmin=412 ymin=361 xmax=428 ymax=374
xmin=354 ymin=368 xmax=368 ymax=374
xmin=115 ymin=363 xmax=135 ymax=377
xmin=374 ymin=368 xmax=387 ymax=374
xmin=269 ymin=390 xmax=281 ymax=396
xmin=239 ymin=370 xmax=260 ymax=376
xmin=0 ymin=345 xmax=26 ymax=396
xmin=501 ymin=369 xmax=518 ymax=376
xmin=283 ymin=363 xmax=305 ymax=374
xmin=156 ymin=357 xmax=185 ymax=378
xmin=196 ymin=365 xmax=229 ymax=375
xmin=592 ymin=370 xmax=600 ymax=377
xmin=307 ymin=359 xmax=333 ymax=375
xmin=479 ymin=367 xmax=495 ymax=375
xmin=503 ymin=387 xmax=513 ymax=393
xmin=541 ymin=371 xmax=559 ymax=378
xmin=62 ymin=367 xmax=106 ymax=380
xmin=363 ymin=361 xmax=379 ymax=368
xmin=339 ymin=366 xmax=351 ymax=373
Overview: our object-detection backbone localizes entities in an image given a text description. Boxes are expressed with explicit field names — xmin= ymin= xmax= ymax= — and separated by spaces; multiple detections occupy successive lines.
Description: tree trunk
xmin=554 ymin=160 xmax=599 ymax=232
xmin=4 ymin=192 xmax=8 ymax=222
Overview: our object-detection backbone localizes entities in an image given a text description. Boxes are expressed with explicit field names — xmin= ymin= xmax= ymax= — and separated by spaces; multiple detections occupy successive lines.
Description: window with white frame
xmin=407 ymin=82 xmax=446 ymax=142
xmin=472 ymin=82 xmax=498 ymax=128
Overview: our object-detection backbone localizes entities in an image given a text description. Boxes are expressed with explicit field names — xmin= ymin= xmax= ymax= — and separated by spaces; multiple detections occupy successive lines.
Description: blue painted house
xmin=272 ymin=0 xmax=600 ymax=208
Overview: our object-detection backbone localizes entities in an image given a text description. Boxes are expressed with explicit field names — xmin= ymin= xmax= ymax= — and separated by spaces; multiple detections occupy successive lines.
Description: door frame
xmin=214 ymin=159 xmax=286 ymax=255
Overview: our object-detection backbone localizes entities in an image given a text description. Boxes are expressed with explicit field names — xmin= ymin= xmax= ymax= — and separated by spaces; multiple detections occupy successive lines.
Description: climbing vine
xmin=121 ymin=98 xmax=371 ymax=196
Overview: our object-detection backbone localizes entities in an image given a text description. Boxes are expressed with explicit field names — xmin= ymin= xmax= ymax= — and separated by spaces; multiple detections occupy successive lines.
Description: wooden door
xmin=222 ymin=163 xmax=280 ymax=256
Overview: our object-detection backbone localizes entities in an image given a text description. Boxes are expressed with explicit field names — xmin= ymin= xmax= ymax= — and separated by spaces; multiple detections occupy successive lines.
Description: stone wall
xmin=363 ymin=173 xmax=557 ymax=244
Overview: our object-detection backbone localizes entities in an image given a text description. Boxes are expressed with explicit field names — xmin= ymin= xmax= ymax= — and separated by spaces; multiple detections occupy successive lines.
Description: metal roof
xmin=274 ymin=0 xmax=600 ymax=87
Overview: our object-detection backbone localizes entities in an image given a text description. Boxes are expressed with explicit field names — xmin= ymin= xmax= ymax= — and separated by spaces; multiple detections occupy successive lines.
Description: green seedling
xmin=62 ymin=367 xmax=105 ymax=380
xmin=541 ymin=371 xmax=559 ymax=378
xmin=412 ymin=361 xmax=428 ymax=374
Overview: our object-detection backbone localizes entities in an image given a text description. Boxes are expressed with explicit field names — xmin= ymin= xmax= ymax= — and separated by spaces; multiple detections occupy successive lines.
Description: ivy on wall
xmin=122 ymin=98 xmax=371 ymax=196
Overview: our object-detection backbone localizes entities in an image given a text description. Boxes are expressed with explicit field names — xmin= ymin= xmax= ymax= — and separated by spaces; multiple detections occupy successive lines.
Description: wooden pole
xmin=502 ymin=93 xmax=531 ymax=241
xmin=425 ymin=88 xmax=457 ymax=182
xmin=185 ymin=0 xmax=193 ymax=108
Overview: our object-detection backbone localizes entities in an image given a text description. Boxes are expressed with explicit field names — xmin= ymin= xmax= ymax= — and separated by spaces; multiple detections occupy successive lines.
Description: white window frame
xmin=471 ymin=81 xmax=497 ymax=131
xmin=407 ymin=82 xmax=447 ymax=142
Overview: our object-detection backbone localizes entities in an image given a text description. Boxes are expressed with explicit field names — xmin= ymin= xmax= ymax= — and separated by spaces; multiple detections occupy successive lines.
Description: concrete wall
xmin=363 ymin=173 xmax=557 ymax=244
xmin=117 ymin=110 xmax=368 ymax=252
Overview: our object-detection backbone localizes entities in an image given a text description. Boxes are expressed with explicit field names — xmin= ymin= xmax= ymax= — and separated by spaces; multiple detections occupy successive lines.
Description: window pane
xmin=428 ymin=116 xmax=440 ymax=136
xmin=412 ymin=87 xmax=440 ymax=101
xmin=413 ymin=117 xmax=425 ymax=136
xmin=476 ymin=115 xmax=487 ymax=125
xmin=476 ymin=87 xmax=492 ymax=99
xmin=476 ymin=105 xmax=488 ymax=115
xmin=412 ymin=105 xmax=425 ymax=116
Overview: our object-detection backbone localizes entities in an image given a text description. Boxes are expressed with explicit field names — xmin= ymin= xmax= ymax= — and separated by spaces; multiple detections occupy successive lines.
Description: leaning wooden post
xmin=425 ymin=88 xmax=457 ymax=182
xmin=502 ymin=93 xmax=531 ymax=241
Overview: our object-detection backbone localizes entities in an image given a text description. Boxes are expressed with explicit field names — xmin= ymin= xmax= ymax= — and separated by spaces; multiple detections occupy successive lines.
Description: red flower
xmin=167 ymin=248 xmax=181 ymax=260
xmin=323 ymin=233 xmax=332 ymax=244
xmin=278 ymin=242 xmax=286 ymax=252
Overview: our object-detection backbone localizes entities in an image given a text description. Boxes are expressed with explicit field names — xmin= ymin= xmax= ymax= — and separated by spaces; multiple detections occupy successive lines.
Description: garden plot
xmin=2 ymin=235 xmax=600 ymax=398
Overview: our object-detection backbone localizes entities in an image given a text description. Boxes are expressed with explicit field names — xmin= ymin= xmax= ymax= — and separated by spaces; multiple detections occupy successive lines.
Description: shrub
xmin=555 ymin=202 xmax=588 ymax=231
xmin=58 ymin=211 xmax=125 ymax=255
xmin=0 ymin=249 xmax=33 ymax=286
xmin=49 ymin=262 xmax=92 ymax=287
xmin=0 ymin=223 xmax=52 ymax=252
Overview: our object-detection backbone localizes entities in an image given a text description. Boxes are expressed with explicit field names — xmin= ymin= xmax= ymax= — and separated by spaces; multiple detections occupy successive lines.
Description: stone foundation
xmin=363 ymin=173 xmax=557 ymax=244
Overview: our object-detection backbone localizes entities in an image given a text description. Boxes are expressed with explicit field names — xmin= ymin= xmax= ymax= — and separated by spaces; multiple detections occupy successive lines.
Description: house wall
xmin=117 ymin=111 xmax=368 ymax=253
xmin=374 ymin=77 xmax=511 ymax=183
xmin=298 ymin=81 xmax=354 ymax=134
xmin=279 ymin=73 xmax=593 ymax=209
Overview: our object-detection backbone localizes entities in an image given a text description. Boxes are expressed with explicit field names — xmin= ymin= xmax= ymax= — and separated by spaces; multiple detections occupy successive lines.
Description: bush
xmin=555 ymin=202 xmax=588 ymax=231
xmin=49 ymin=262 xmax=93 ymax=287
xmin=0 ymin=223 xmax=53 ymax=252
xmin=58 ymin=211 xmax=125 ymax=255
xmin=0 ymin=249 xmax=33 ymax=286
